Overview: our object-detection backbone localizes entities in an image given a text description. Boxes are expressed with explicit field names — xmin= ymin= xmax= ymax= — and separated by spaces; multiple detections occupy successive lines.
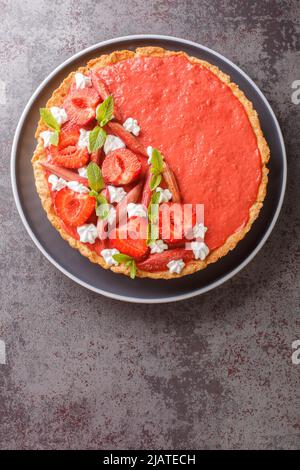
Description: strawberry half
xmin=58 ymin=126 xmax=80 ymax=148
xmin=109 ymin=217 xmax=149 ymax=260
xmin=137 ymin=248 xmax=194 ymax=272
xmin=48 ymin=145 xmax=89 ymax=169
xmin=159 ymin=202 xmax=196 ymax=246
xmin=54 ymin=188 xmax=95 ymax=227
xmin=102 ymin=148 xmax=142 ymax=185
xmin=63 ymin=87 xmax=100 ymax=127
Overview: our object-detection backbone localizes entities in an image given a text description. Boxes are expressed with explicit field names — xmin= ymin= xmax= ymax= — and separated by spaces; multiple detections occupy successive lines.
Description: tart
xmin=32 ymin=47 xmax=270 ymax=279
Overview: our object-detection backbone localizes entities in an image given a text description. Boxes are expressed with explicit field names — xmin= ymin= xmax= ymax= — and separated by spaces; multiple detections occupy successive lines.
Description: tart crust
xmin=32 ymin=47 xmax=270 ymax=279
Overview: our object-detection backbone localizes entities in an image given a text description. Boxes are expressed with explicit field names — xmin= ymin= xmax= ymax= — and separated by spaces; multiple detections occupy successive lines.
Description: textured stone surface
xmin=0 ymin=0 xmax=300 ymax=450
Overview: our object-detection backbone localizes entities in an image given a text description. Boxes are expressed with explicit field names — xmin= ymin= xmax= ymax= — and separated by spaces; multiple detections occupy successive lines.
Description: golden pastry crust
xmin=32 ymin=47 xmax=270 ymax=279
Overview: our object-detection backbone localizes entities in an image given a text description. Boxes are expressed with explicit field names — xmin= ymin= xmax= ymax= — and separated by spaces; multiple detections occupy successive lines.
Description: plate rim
xmin=10 ymin=34 xmax=287 ymax=303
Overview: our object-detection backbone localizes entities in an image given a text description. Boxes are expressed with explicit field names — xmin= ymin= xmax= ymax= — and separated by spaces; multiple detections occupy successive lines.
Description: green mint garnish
xmin=147 ymin=191 xmax=160 ymax=244
xmin=88 ymin=126 xmax=107 ymax=153
xmin=39 ymin=108 xmax=60 ymax=132
xmin=87 ymin=162 xmax=105 ymax=192
xmin=95 ymin=193 xmax=110 ymax=219
xmin=96 ymin=95 xmax=114 ymax=127
xmin=149 ymin=148 xmax=164 ymax=190
xmin=112 ymin=253 xmax=133 ymax=263
xmin=150 ymin=148 xmax=164 ymax=174
xmin=149 ymin=173 xmax=162 ymax=191
xmin=49 ymin=130 xmax=59 ymax=146
xmin=112 ymin=254 xmax=136 ymax=279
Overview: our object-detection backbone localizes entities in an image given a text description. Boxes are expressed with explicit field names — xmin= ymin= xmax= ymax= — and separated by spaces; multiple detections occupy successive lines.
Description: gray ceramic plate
xmin=11 ymin=35 xmax=286 ymax=303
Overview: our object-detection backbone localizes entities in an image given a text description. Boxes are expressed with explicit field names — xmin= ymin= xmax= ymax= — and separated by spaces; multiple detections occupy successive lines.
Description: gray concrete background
xmin=0 ymin=0 xmax=299 ymax=450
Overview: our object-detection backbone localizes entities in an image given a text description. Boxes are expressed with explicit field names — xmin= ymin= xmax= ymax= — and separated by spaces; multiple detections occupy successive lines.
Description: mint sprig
xmin=96 ymin=95 xmax=114 ymax=127
xmin=87 ymin=162 xmax=105 ymax=192
xmin=88 ymin=95 xmax=114 ymax=154
xmin=39 ymin=108 xmax=60 ymax=146
xmin=147 ymin=191 xmax=160 ymax=245
xmin=149 ymin=148 xmax=164 ymax=191
xmin=88 ymin=126 xmax=107 ymax=153
xmin=86 ymin=162 xmax=109 ymax=219
xmin=112 ymin=253 xmax=137 ymax=279
xmin=40 ymin=108 xmax=60 ymax=132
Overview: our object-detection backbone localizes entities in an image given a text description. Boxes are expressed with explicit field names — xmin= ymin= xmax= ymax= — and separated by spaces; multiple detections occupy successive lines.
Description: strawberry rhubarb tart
xmin=32 ymin=47 xmax=270 ymax=279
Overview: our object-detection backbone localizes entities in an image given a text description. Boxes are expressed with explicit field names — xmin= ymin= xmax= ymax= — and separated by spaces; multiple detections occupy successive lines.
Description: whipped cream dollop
xmin=106 ymin=206 xmax=117 ymax=226
xmin=50 ymin=106 xmax=68 ymax=126
xmin=78 ymin=166 xmax=88 ymax=178
xmin=48 ymin=174 xmax=88 ymax=194
xmin=78 ymin=128 xmax=90 ymax=149
xmin=101 ymin=248 xmax=120 ymax=266
xmin=48 ymin=174 xmax=67 ymax=191
xmin=149 ymin=239 xmax=168 ymax=254
xmin=104 ymin=135 xmax=126 ymax=155
xmin=40 ymin=130 xmax=56 ymax=148
xmin=147 ymin=146 xmax=153 ymax=164
xmin=190 ymin=241 xmax=209 ymax=260
xmin=75 ymin=72 xmax=92 ymax=90
xmin=77 ymin=224 xmax=98 ymax=244
xmin=127 ymin=203 xmax=147 ymax=218
xmin=107 ymin=185 xmax=127 ymax=204
xmin=167 ymin=259 xmax=185 ymax=274
xmin=156 ymin=187 xmax=172 ymax=203
xmin=193 ymin=223 xmax=208 ymax=239
xmin=123 ymin=117 xmax=140 ymax=136
xmin=66 ymin=181 xmax=89 ymax=194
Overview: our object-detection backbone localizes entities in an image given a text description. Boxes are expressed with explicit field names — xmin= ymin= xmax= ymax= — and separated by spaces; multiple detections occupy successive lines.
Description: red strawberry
xmin=159 ymin=202 xmax=196 ymax=246
xmin=137 ymin=248 xmax=194 ymax=272
xmin=109 ymin=217 xmax=149 ymax=260
xmin=58 ymin=126 xmax=80 ymax=148
xmin=49 ymin=145 xmax=89 ymax=169
xmin=106 ymin=122 xmax=147 ymax=157
xmin=64 ymin=87 xmax=100 ymax=127
xmin=102 ymin=148 xmax=142 ymax=185
xmin=54 ymin=188 xmax=95 ymax=227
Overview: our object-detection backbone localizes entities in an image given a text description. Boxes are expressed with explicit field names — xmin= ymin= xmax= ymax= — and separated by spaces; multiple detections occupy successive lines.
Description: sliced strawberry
xmin=54 ymin=188 xmax=95 ymax=227
xmin=102 ymin=148 xmax=142 ymax=185
xmin=106 ymin=122 xmax=147 ymax=157
xmin=159 ymin=202 xmax=196 ymax=246
xmin=109 ymin=217 xmax=149 ymax=260
xmin=63 ymin=87 xmax=100 ymax=127
xmin=41 ymin=161 xmax=88 ymax=185
xmin=137 ymin=248 xmax=194 ymax=272
xmin=162 ymin=162 xmax=181 ymax=203
xmin=58 ymin=126 xmax=80 ymax=148
xmin=90 ymin=70 xmax=122 ymax=120
xmin=49 ymin=145 xmax=89 ymax=169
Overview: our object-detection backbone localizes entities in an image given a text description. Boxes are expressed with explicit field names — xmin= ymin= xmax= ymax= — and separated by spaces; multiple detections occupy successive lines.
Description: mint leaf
xmin=129 ymin=260 xmax=136 ymax=279
xmin=89 ymin=189 xmax=98 ymax=198
xmin=49 ymin=130 xmax=59 ymax=146
xmin=40 ymin=108 xmax=60 ymax=131
xmin=112 ymin=253 xmax=133 ymax=264
xmin=88 ymin=126 xmax=106 ymax=153
xmin=151 ymin=148 xmax=164 ymax=174
xmin=96 ymin=95 xmax=114 ymax=127
xmin=87 ymin=162 xmax=105 ymax=192
xmin=149 ymin=173 xmax=162 ymax=191
xmin=96 ymin=194 xmax=110 ymax=219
